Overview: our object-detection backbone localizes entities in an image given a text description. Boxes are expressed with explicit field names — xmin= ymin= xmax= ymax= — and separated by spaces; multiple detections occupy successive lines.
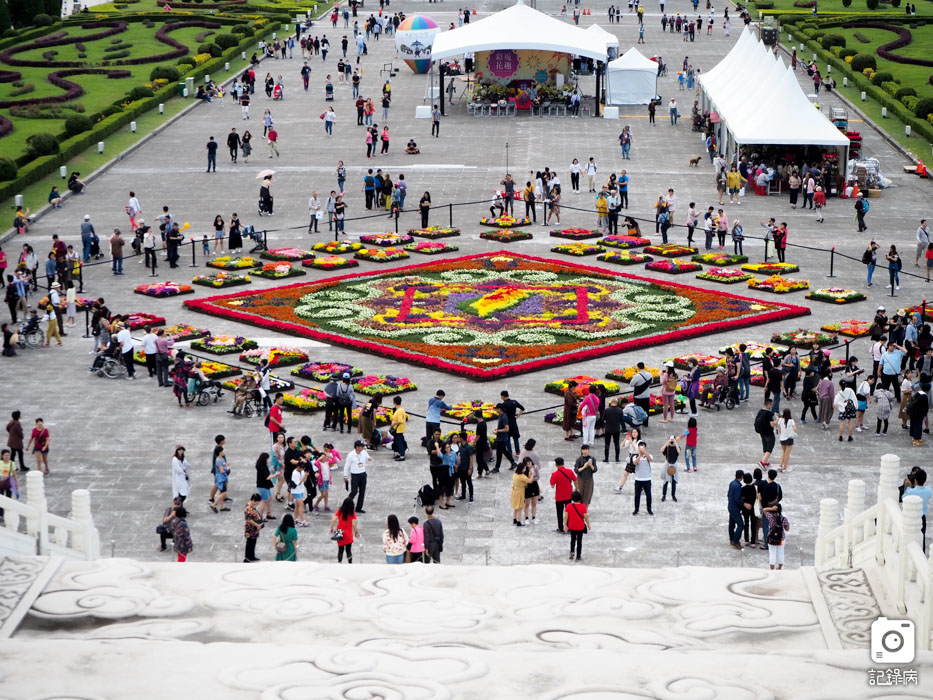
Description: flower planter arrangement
xmin=771 ymin=329 xmax=837 ymax=347
xmin=124 ymin=313 xmax=166 ymax=330
xmin=206 ymin=256 xmax=259 ymax=270
xmin=312 ymin=241 xmax=362 ymax=254
xmin=550 ymin=228 xmax=602 ymax=240
xmin=192 ymin=272 xmax=252 ymax=288
xmin=669 ymin=353 xmax=725 ymax=370
xmin=741 ymin=262 xmax=800 ymax=275
xmin=719 ymin=342 xmax=785 ymax=359
xmin=544 ymin=375 xmax=621 ymax=396
xmin=282 ymin=388 xmax=328 ymax=412
xmin=407 ymin=227 xmax=461 ymax=239
xmin=161 ymin=324 xmax=210 ymax=342
xmin=551 ymin=242 xmax=605 ymax=257
xmin=600 ymin=235 xmax=652 ymax=249
xmin=354 ymin=247 xmax=410 ymax=262
xmin=190 ymin=335 xmax=259 ymax=355
xmin=692 ymin=253 xmax=748 ymax=266
xmin=479 ymin=215 xmax=531 ymax=228
xmin=239 ymin=347 xmax=309 ymax=368
xmin=197 ymin=360 xmax=241 ymax=379
xmin=806 ymin=288 xmax=867 ymax=304
xmin=820 ymin=320 xmax=871 ymax=337
xmin=353 ymin=374 xmax=418 ymax=396
xmin=442 ymin=400 xmax=499 ymax=423
xmin=133 ymin=348 xmax=173 ymax=366
xmin=252 ymin=261 xmax=306 ymax=280
xmin=222 ymin=375 xmax=294 ymax=393
xmin=404 ymin=241 xmax=460 ymax=255
xmin=359 ymin=232 xmax=414 ymax=247
xmin=696 ymin=267 xmax=753 ymax=284
xmin=645 ymin=259 xmax=703 ymax=274
xmin=643 ymin=244 xmax=698 ymax=258
xmin=260 ymin=248 xmax=316 ymax=262
xmin=183 ymin=251 xmax=811 ymax=380
xmin=302 ymin=255 xmax=359 ymax=270
xmin=291 ymin=362 xmax=364 ymax=382
xmin=747 ymin=275 xmax=809 ymax=293
xmin=479 ymin=229 xmax=533 ymax=242
xmin=898 ymin=305 xmax=933 ymax=323
xmin=605 ymin=367 xmax=661 ymax=384
xmin=133 ymin=281 xmax=194 ymax=297
xmin=349 ymin=405 xmax=394 ymax=427
xmin=598 ymin=250 xmax=653 ymax=265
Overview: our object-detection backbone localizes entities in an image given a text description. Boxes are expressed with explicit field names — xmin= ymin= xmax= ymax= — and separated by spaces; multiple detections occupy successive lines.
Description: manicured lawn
xmin=834 ymin=25 xmax=933 ymax=99
xmin=753 ymin=0 xmax=933 ymax=14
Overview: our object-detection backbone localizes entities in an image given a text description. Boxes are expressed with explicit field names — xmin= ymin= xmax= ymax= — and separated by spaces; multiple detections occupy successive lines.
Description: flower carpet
xmin=134 ymin=282 xmax=194 ymax=297
xmin=771 ymin=329 xmax=837 ymax=347
xmin=544 ymin=376 xmax=621 ymax=396
xmin=605 ymin=366 xmax=661 ymax=384
xmin=355 ymin=247 xmax=410 ymax=263
xmin=183 ymin=251 xmax=810 ymax=380
xmin=161 ymin=324 xmax=210 ymax=342
xmin=719 ymin=342 xmax=786 ymax=359
xmin=551 ymin=243 xmax=605 ymax=257
xmin=747 ymin=275 xmax=809 ymax=294
xmin=598 ymin=250 xmax=653 ymax=266
xmin=252 ymin=262 xmax=306 ymax=280
xmin=742 ymin=262 xmax=800 ymax=275
xmin=696 ymin=268 xmax=753 ymax=284
xmin=124 ymin=313 xmax=166 ymax=330
xmin=195 ymin=360 xmax=241 ymax=379
xmin=550 ymin=228 xmax=602 ymax=240
xmin=601 ymin=235 xmax=651 ymax=249
xmin=221 ymin=375 xmax=294 ymax=393
xmin=260 ymin=248 xmax=316 ymax=262
xmin=479 ymin=229 xmax=533 ymax=243
xmin=407 ymin=227 xmax=461 ymax=239
xmin=192 ymin=272 xmax=252 ymax=288
xmin=692 ymin=253 xmax=748 ymax=266
xmin=668 ymin=353 xmax=725 ymax=370
xmin=442 ymin=400 xmax=499 ymax=423
xmin=405 ymin=241 xmax=459 ymax=256
xmin=302 ymin=256 xmax=359 ymax=271
xmin=206 ymin=256 xmax=259 ymax=271
xmin=354 ymin=375 xmax=418 ymax=396
xmin=806 ymin=288 xmax=867 ymax=304
xmin=282 ymin=388 xmax=328 ymax=412
xmin=479 ymin=215 xmax=531 ymax=228
xmin=291 ymin=362 xmax=364 ymax=382
xmin=643 ymin=244 xmax=698 ymax=258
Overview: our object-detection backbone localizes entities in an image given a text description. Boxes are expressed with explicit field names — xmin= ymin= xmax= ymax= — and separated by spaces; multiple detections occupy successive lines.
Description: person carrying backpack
xmin=334 ymin=374 xmax=355 ymax=433
xmin=764 ymin=503 xmax=790 ymax=570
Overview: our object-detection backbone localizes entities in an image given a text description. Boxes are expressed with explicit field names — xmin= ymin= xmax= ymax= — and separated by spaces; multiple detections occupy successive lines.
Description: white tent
xmin=586 ymin=24 xmax=619 ymax=59
xmin=431 ymin=1 xmax=611 ymax=62
xmin=605 ymin=48 xmax=658 ymax=105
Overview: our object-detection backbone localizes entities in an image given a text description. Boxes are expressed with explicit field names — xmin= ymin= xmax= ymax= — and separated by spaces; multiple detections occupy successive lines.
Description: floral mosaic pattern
xmin=600 ymin=235 xmax=652 ymax=249
xmin=479 ymin=215 xmax=531 ymax=228
xmin=282 ymin=388 xmax=328 ymax=412
xmin=598 ymin=250 xmax=653 ymax=265
xmin=605 ymin=366 xmax=661 ymax=384
xmin=124 ymin=313 xmax=166 ymax=330
xmin=190 ymin=335 xmax=258 ymax=355
xmin=260 ymin=248 xmax=316 ymax=262
xmin=771 ymin=329 xmax=837 ymax=347
xmin=748 ymin=275 xmax=809 ymax=293
xmin=742 ymin=262 xmax=800 ymax=275
xmin=206 ymin=256 xmax=259 ymax=270
xmin=692 ymin=253 xmax=748 ymax=266
xmin=544 ymin=375 xmax=621 ymax=396
xmin=550 ymin=228 xmax=602 ymax=240
xmin=291 ymin=362 xmax=364 ymax=382
xmin=302 ymin=256 xmax=359 ymax=271
xmin=239 ymin=347 xmax=309 ymax=368
xmin=407 ymin=227 xmax=461 ymax=239
xmin=354 ymin=375 xmax=418 ymax=396
xmin=359 ymin=233 xmax=414 ymax=247
xmin=405 ymin=241 xmax=459 ymax=255
xmin=252 ymin=262 xmax=306 ymax=279
xmin=806 ymin=288 xmax=867 ymax=304
xmin=645 ymin=259 xmax=702 ymax=274
xmin=479 ymin=229 xmax=532 ymax=243
xmin=643 ymin=244 xmax=698 ymax=258
xmin=442 ymin=400 xmax=499 ymax=423
xmin=696 ymin=268 xmax=753 ymax=284
xmin=312 ymin=241 xmax=362 ymax=254
xmin=183 ymin=252 xmax=810 ymax=380
xmin=161 ymin=324 xmax=210 ymax=342
xmin=355 ymin=247 xmax=410 ymax=263
xmin=192 ymin=272 xmax=252 ymax=288
xmin=820 ymin=320 xmax=870 ymax=337
xmin=133 ymin=281 xmax=193 ymax=297
xmin=551 ymin=243 xmax=605 ymax=257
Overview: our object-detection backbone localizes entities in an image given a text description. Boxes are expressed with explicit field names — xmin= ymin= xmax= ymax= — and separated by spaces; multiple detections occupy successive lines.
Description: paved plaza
xmin=3 ymin=0 xmax=932 ymax=569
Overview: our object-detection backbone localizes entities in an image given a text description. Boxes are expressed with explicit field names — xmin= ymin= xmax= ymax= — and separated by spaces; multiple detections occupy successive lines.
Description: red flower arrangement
xmin=183 ymin=251 xmax=810 ymax=380
xmin=134 ymin=281 xmax=194 ymax=297
xmin=359 ymin=233 xmax=414 ymax=247
xmin=598 ymin=250 xmax=653 ymax=265
xmin=252 ymin=261 xmax=307 ymax=279
xmin=600 ymin=235 xmax=652 ymax=249
xmin=405 ymin=241 xmax=460 ymax=255
xmin=645 ymin=260 xmax=702 ymax=274
xmin=302 ymin=255 xmax=359 ymax=270
xmin=480 ymin=229 xmax=532 ymax=243
xmin=550 ymin=228 xmax=602 ymax=240
xmin=124 ymin=313 xmax=166 ymax=330
xmin=643 ymin=244 xmax=698 ymax=258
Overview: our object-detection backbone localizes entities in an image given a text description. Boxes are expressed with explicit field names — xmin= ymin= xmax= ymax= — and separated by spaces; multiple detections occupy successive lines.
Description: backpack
xmin=861 ymin=248 xmax=873 ymax=265
xmin=754 ymin=410 xmax=772 ymax=435
xmin=336 ymin=384 xmax=353 ymax=407
xmin=417 ymin=484 xmax=436 ymax=507
xmin=664 ymin=374 xmax=678 ymax=392
xmin=767 ymin=514 xmax=785 ymax=545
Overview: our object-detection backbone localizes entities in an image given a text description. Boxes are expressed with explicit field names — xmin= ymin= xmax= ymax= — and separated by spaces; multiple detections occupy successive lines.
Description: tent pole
xmin=594 ymin=61 xmax=601 ymax=118
xmin=439 ymin=63 xmax=445 ymax=117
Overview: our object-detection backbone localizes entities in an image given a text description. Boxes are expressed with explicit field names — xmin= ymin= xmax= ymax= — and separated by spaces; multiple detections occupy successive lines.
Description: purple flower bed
xmin=0 ymin=69 xmax=131 ymax=109
xmin=0 ymin=115 xmax=12 ymax=138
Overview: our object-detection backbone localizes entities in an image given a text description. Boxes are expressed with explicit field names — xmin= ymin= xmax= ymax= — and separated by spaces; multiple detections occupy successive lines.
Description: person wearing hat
xmin=48 ymin=281 xmax=67 ymax=338
xmin=854 ymin=192 xmax=868 ymax=232
xmin=343 ymin=439 xmax=371 ymax=513
xmin=80 ymin=214 xmax=96 ymax=263
xmin=110 ymin=227 xmax=125 ymax=276
xmin=631 ymin=362 xmax=654 ymax=426
xmin=115 ymin=320 xmax=135 ymax=378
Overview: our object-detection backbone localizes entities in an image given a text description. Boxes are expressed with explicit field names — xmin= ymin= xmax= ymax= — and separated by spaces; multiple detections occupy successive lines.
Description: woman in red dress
xmin=329 ymin=497 xmax=360 ymax=563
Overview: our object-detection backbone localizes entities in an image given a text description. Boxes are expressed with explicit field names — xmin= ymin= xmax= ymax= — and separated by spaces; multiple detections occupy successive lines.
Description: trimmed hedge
xmin=63 ymin=114 xmax=93 ymax=137
xmin=150 ymin=65 xmax=180 ymax=81
xmin=0 ymin=157 xmax=17 ymax=181
xmin=850 ymin=53 xmax=877 ymax=72
xmin=839 ymin=47 xmax=858 ymax=59
xmin=871 ymin=71 xmax=894 ymax=86
xmin=213 ymin=33 xmax=239 ymax=50
xmin=26 ymin=133 xmax=59 ymax=157
xmin=821 ymin=34 xmax=846 ymax=50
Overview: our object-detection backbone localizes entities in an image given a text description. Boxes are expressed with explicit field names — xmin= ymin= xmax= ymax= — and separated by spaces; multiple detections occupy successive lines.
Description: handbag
xmin=753 ymin=498 xmax=763 ymax=519
xmin=666 ymin=465 xmax=677 ymax=476
xmin=330 ymin=528 xmax=344 ymax=541
xmin=275 ymin=538 xmax=287 ymax=553
xmin=572 ymin=505 xmax=588 ymax=534
xmin=9 ymin=332 xmax=18 ymax=345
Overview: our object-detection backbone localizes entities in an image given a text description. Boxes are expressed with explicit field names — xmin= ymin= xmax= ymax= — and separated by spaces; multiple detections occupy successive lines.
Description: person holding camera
xmin=158 ymin=496 xmax=183 ymax=552
xmin=573 ymin=444 xmax=598 ymax=506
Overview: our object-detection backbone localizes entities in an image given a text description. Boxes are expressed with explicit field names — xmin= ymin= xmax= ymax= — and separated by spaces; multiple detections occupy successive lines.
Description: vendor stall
xmin=605 ymin=48 xmax=658 ymax=106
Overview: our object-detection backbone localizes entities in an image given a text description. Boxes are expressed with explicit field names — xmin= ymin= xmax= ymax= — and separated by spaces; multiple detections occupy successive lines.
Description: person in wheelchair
xmin=88 ymin=333 xmax=121 ymax=372
xmin=230 ymin=373 xmax=258 ymax=415
xmin=700 ymin=367 xmax=729 ymax=409
xmin=20 ymin=310 xmax=40 ymax=336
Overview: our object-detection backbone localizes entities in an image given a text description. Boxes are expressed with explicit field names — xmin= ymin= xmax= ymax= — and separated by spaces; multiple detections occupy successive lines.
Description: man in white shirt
xmin=343 ymin=440 xmax=372 ymax=513
xmin=115 ymin=321 xmax=136 ymax=379
xmin=916 ymin=219 xmax=930 ymax=267
xmin=585 ymin=158 xmax=598 ymax=192
xmin=141 ymin=325 xmax=159 ymax=378
xmin=308 ymin=191 xmax=322 ymax=234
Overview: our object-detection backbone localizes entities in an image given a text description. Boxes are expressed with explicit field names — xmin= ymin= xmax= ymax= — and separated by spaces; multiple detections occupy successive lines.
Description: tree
xmin=0 ymin=0 xmax=12 ymax=34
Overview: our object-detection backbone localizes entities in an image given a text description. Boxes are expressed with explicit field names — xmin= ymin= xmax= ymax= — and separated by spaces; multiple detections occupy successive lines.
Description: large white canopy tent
xmin=605 ymin=48 xmax=658 ymax=105
xmin=430 ymin=0 xmax=613 ymax=115
xmin=699 ymin=27 xmax=849 ymax=161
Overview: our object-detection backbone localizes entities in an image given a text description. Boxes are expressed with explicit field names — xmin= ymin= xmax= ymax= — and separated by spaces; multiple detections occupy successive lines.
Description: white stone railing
xmin=815 ymin=454 xmax=933 ymax=651
xmin=0 ymin=471 xmax=99 ymax=560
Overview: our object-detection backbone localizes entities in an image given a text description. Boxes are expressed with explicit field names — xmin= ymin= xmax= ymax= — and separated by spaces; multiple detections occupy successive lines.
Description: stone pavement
xmin=2 ymin=1 xmax=932 ymax=567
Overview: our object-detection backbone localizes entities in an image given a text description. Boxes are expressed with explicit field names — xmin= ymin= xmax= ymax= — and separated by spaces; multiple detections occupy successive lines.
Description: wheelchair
xmin=188 ymin=379 xmax=225 ymax=407
xmin=17 ymin=325 xmax=44 ymax=349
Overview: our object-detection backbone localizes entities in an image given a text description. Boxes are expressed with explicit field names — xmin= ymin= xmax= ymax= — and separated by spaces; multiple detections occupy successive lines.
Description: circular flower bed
xmin=549 ymin=228 xmax=602 ymax=240
xmin=206 ymin=256 xmax=259 ymax=270
xmin=359 ymin=232 xmax=414 ymax=247
xmin=134 ymin=281 xmax=194 ymax=297
xmin=696 ymin=267 xmax=753 ymax=284
xmin=407 ymin=227 xmax=461 ymax=239
xmin=405 ymin=241 xmax=460 ymax=255
xmin=190 ymin=335 xmax=258 ymax=355
xmin=551 ymin=243 xmax=605 ymax=257
xmin=806 ymin=288 xmax=867 ymax=304
xmin=479 ymin=229 xmax=532 ymax=242
xmin=597 ymin=250 xmax=653 ymax=265
xmin=355 ymin=247 xmax=410 ymax=262
xmin=645 ymin=259 xmax=703 ymax=274
xmin=192 ymin=272 xmax=252 ymax=288
xmin=260 ymin=248 xmax=316 ymax=262
xmin=252 ymin=261 xmax=307 ymax=279
xmin=302 ymin=255 xmax=359 ymax=270
xmin=600 ymin=235 xmax=652 ymax=249
xmin=312 ymin=240 xmax=362 ymax=254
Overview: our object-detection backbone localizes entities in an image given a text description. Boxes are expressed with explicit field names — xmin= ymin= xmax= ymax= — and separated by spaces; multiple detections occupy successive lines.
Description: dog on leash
xmin=688 ymin=156 xmax=702 ymax=167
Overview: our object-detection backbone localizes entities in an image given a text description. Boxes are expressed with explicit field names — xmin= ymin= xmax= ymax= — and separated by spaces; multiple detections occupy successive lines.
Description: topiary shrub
xmin=213 ymin=33 xmax=239 ymax=50
xmin=851 ymin=53 xmax=877 ymax=72
xmin=881 ymin=81 xmax=899 ymax=96
xmin=102 ymin=50 xmax=131 ymax=60
xmin=0 ymin=157 xmax=17 ymax=182
xmin=33 ymin=14 xmax=54 ymax=27
xmin=915 ymin=97 xmax=933 ymax=120
xmin=231 ymin=24 xmax=253 ymax=37
xmin=176 ymin=56 xmax=196 ymax=67
xmin=64 ymin=114 xmax=93 ymax=137
xmin=840 ymin=48 xmax=858 ymax=59
xmin=821 ymin=34 xmax=846 ymax=50
xmin=903 ymin=96 xmax=921 ymax=112
xmin=3 ymin=28 xmax=17 ymax=38
xmin=871 ymin=71 xmax=894 ymax=86
xmin=25 ymin=133 xmax=60 ymax=157
xmin=102 ymin=104 xmax=124 ymax=116
xmin=198 ymin=42 xmax=222 ymax=58
xmin=892 ymin=0 xmax=901 ymax=6
xmin=755 ymin=0 xmax=773 ymax=7
xmin=896 ymin=86 xmax=917 ymax=100
xmin=842 ymin=0 xmax=852 ymax=6
xmin=812 ymin=31 xmax=826 ymax=42
xmin=128 ymin=85 xmax=154 ymax=100
xmin=866 ymin=0 xmax=879 ymax=8
xmin=150 ymin=65 xmax=180 ymax=82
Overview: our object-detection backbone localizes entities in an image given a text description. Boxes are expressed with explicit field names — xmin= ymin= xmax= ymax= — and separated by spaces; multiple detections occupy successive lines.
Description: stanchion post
xmin=149 ymin=250 xmax=159 ymax=278
xmin=394 ymin=214 xmax=399 ymax=234
xmin=82 ymin=307 xmax=91 ymax=339
xmin=923 ymin=300 xmax=927 ymax=321
xmin=449 ymin=203 xmax=453 ymax=228
xmin=763 ymin=236 xmax=770 ymax=262
xmin=845 ymin=339 xmax=850 ymax=363
xmin=828 ymin=247 xmax=836 ymax=278
xmin=189 ymin=239 xmax=198 ymax=268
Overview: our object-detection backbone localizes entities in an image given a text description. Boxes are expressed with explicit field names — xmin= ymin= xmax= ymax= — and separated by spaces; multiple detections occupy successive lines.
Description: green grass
xmin=833 ymin=25 xmax=933 ymax=100
xmin=751 ymin=0 xmax=933 ymax=15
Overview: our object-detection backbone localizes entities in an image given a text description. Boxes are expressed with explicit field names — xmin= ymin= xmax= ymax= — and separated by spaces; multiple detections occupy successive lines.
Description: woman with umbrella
xmin=257 ymin=172 xmax=275 ymax=216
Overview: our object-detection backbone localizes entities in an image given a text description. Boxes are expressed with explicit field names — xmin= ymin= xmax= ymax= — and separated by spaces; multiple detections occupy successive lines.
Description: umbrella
xmin=256 ymin=169 xmax=276 ymax=179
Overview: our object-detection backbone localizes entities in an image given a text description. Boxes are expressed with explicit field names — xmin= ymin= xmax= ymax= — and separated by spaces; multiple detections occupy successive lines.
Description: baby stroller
xmin=244 ymin=224 xmax=267 ymax=253
xmin=272 ymin=83 xmax=284 ymax=100
xmin=88 ymin=233 xmax=103 ymax=260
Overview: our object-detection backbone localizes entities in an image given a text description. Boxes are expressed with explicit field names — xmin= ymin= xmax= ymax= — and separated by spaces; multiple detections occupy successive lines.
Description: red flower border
xmin=183 ymin=250 xmax=811 ymax=380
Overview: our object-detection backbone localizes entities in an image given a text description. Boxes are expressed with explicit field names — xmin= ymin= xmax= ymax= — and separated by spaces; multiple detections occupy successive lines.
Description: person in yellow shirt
xmin=596 ymin=189 xmax=609 ymax=233
xmin=391 ymin=395 xmax=408 ymax=462
xmin=726 ymin=165 xmax=746 ymax=205
xmin=0 ymin=448 xmax=18 ymax=515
